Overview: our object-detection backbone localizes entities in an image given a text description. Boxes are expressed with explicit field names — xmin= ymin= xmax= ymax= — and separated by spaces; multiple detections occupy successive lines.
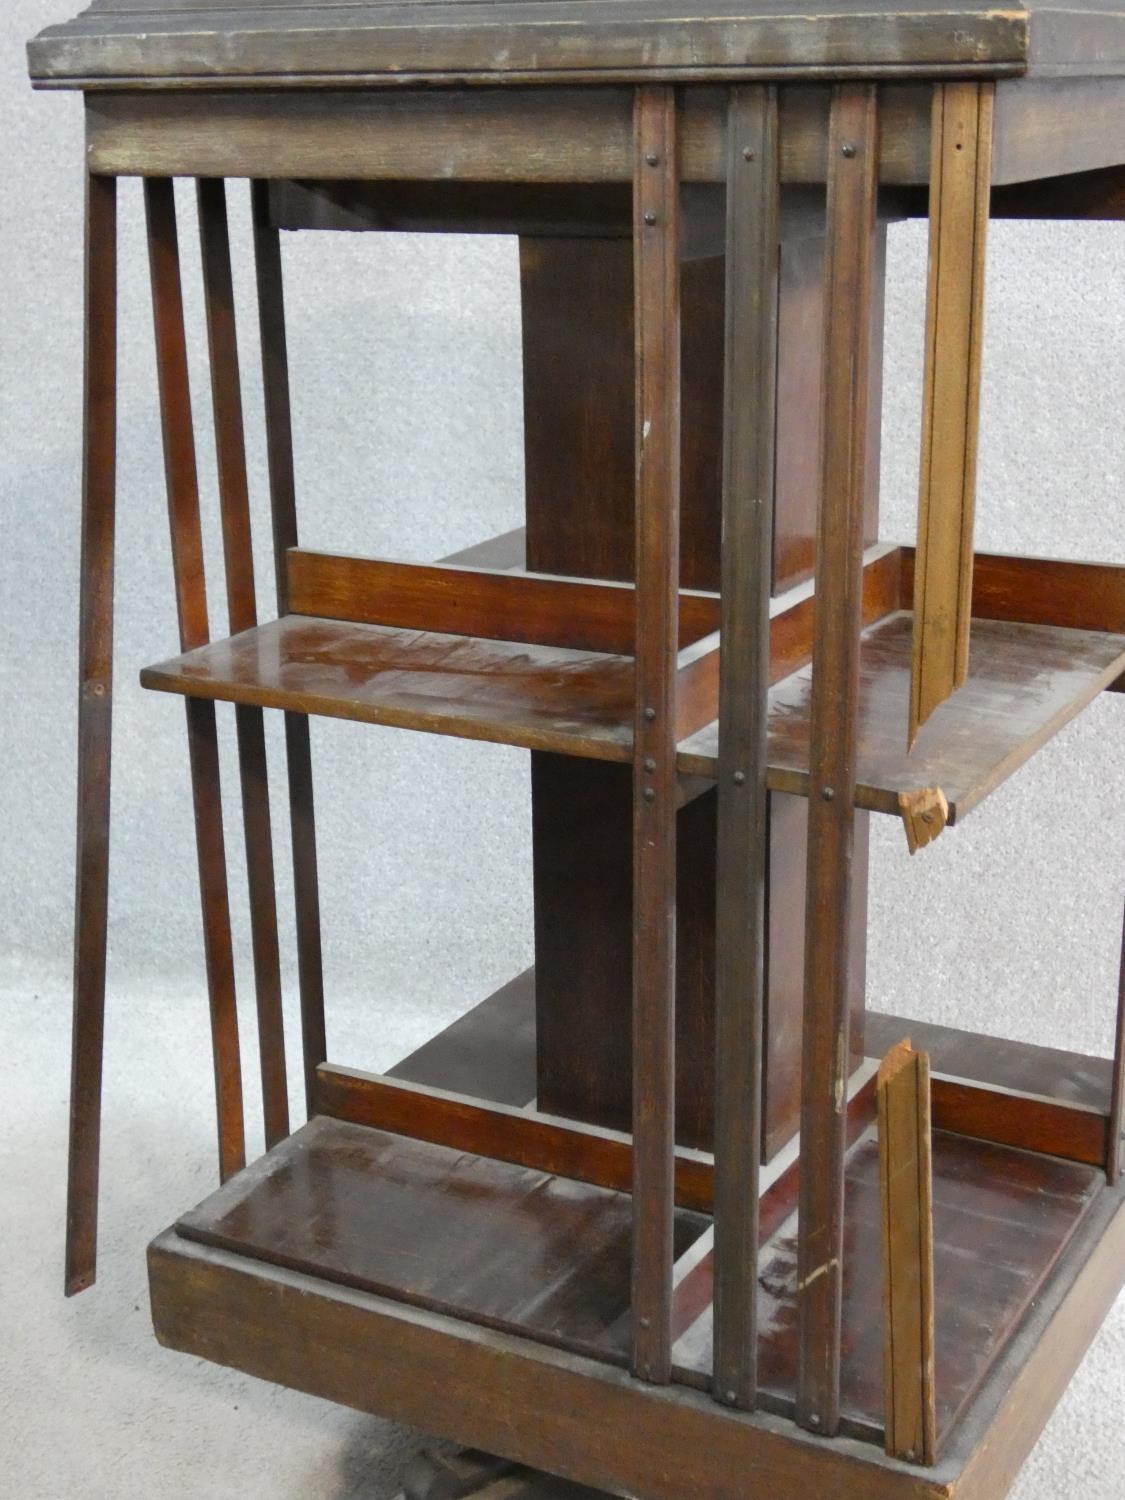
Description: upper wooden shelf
xmin=27 ymin=1 xmax=1125 ymax=91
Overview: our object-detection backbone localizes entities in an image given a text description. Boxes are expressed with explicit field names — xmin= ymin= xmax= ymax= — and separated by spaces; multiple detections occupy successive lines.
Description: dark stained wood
xmin=287 ymin=550 xmax=720 ymax=653
xmin=389 ymin=968 xmax=537 ymax=1107
xmin=867 ymin=1010 xmax=1116 ymax=1111
xmin=145 ymin=176 xmax=246 ymax=1183
xmin=65 ymin=172 xmax=117 ymax=1298
xmin=679 ymin=612 xmax=1125 ymax=818
xmin=176 ymin=1115 xmax=709 ymax=1366
xmin=630 ymin=84 xmax=682 ymax=1386
xmin=877 ymin=1043 xmax=936 ymax=1467
xmin=712 ymin=84 xmax=779 ymax=1414
xmin=197 ymin=176 xmax=289 ymax=1151
xmin=797 ymin=83 xmax=879 ymax=1438
xmin=43 ymin=2 xmax=1109 ymax=93
xmin=314 ymin=1064 xmax=714 ymax=1213
xmin=930 ymin=1077 xmax=1109 ymax=1167
xmin=1112 ymin=905 xmax=1125 ymax=1186
xmin=252 ymin=180 xmax=327 ymax=1118
xmin=676 ymin=1131 xmax=1101 ymax=1450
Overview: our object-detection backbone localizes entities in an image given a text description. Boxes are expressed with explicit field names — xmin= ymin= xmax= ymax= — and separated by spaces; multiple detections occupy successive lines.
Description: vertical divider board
xmin=197 ymin=178 xmax=290 ymax=1151
xmin=251 ymin=180 xmax=328 ymax=1119
xmin=144 ymin=177 xmax=246 ymax=1183
xmin=631 ymin=85 xmax=682 ymax=1385
xmin=909 ymin=81 xmax=994 ymax=745
xmin=796 ymin=85 xmax=880 ymax=1437
xmin=877 ymin=1040 xmax=936 ymax=1467
xmin=65 ymin=171 xmax=118 ymax=1297
xmin=711 ymin=85 xmax=780 ymax=1414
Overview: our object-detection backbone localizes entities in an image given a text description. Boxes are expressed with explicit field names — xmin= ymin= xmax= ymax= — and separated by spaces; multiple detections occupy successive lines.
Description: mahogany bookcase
xmin=27 ymin=4 xmax=1125 ymax=1498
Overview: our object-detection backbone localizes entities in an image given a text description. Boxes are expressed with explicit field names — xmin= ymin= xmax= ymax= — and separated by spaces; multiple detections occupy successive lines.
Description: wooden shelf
xmin=679 ymin=611 xmax=1125 ymax=820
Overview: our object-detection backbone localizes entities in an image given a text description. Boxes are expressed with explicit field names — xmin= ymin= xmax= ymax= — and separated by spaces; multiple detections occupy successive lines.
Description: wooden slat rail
xmin=909 ymin=82 xmax=994 ymax=744
xmin=797 ymin=83 xmax=880 ymax=1438
xmin=631 ymin=84 xmax=682 ymax=1387
xmin=65 ymin=172 xmax=117 ymax=1298
xmin=197 ymin=177 xmax=290 ymax=1152
xmin=712 ymin=83 xmax=780 ymax=1415
xmin=878 ymin=1042 xmax=936 ymax=1467
xmin=287 ymin=549 xmax=721 ymax=653
xmin=315 ymin=1064 xmax=713 ymax=1213
xmin=932 ymin=1076 xmax=1110 ymax=1166
xmin=145 ymin=177 xmax=246 ymax=1183
xmin=251 ymin=179 xmax=327 ymax=1121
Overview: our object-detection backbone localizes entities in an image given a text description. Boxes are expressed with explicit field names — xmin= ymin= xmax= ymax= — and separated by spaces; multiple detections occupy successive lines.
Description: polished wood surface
xmin=797 ymin=82 xmax=879 ymax=1437
xmin=177 ymin=1116 xmax=709 ymax=1365
xmin=65 ymin=173 xmax=118 ymax=1298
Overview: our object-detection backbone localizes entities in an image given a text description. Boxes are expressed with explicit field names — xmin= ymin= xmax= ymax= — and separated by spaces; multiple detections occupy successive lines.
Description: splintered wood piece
xmin=251 ymin=179 xmax=327 ymax=1120
xmin=1111 ymin=903 xmax=1125 ymax=1186
xmin=198 ymin=177 xmax=289 ymax=1151
xmin=878 ymin=1041 xmax=936 ymax=1467
xmin=65 ymin=172 xmax=117 ymax=1298
xmin=897 ymin=786 xmax=950 ymax=854
xmin=797 ymin=82 xmax=880 ymax=1438
xmin=712 ymin=83 xmax=779 ymax=1414
xmin=145 ymin=177 xmax=245 ymax=1182
xmin=910 ymin=81 xmax=994 ymax=746
xmin=630 ymin=83 xmax=682 ymax=1386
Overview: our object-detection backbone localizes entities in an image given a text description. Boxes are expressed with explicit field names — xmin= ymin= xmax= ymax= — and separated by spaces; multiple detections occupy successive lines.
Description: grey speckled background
xmin=2 ymin=4 xmax=1123 ymax=1496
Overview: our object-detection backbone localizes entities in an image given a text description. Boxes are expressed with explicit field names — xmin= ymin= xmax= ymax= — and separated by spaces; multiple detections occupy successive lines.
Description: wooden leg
xmin=251 ymin=180 xmax=327 ymax=1116
xmin=796 ymin=84 xmax=880 ymax=1436
xmin=910 ymin=82 xmax=994 ymax=744
xmin=65 ymin=172 xmax=118 ymax=1297
xmin=712 ymin=84 xmax=780 ymax=1412
xmin=145 ymin=177 xmax=245 ymax=1181
xmin=631 ymin=84 xmax=682 ymax=1384
xmin=197 ymin=177 xmax=290 ymax=1150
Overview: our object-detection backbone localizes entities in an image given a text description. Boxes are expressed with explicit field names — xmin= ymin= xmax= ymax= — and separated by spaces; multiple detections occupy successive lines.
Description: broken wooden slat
xmin=897 ymin=786 xmax=950 ymax=854
xmin=878 ymin=1040 xmax=936 ymax=1467
xmin=910 ymin=82 xmax=994 ymax=746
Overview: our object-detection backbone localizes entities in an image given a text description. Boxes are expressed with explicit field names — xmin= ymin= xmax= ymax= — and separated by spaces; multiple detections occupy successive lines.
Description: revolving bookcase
xmin=27 ymin=4 xmax=1125 ymax=1498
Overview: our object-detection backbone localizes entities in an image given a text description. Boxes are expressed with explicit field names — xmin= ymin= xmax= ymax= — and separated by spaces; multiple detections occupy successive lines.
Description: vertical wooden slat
xmin=144 ymin=176 xmax=246 ymax=1182
xmin=796 ymin=84 xmax=880 ymax=1437
xmin=251 ymin=180 xmax=327 ymax=1117
xmin=197 ymin=178 xmax=290 ymax=1150
xmin=631 ymin=85 xmax=681 ymax=1385
xmin=712 ymin=85 xmax=779 ymax=1412
xmin=1109 ymin=902 xmax=1125 ymax=1187
xmin=910 ymin=82 xmax=994 ymax=745
xmin=878 ymin=1040 xmax=936 ymax=1467
xmin=65 ymin=172 xmax=118 ymax=1297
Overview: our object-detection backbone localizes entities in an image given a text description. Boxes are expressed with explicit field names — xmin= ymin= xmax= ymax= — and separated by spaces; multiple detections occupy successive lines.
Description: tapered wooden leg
xmin=796 ymin=84 xmax=880 ymax=1436
xmin=65 ymin=172 xmax=118 ymax=1297
xmin=631 ymin=85 xmax=682 ymax=1385
xmin=198 ymin=178 xmax=289 ymax=1149
xmin=712 ymin=84 xmax=779 ymax=1413
xmin=145 ymin=176 xmax=245 ymax=1181
xmin=251 ymin=180 xmax=327 ymax=1117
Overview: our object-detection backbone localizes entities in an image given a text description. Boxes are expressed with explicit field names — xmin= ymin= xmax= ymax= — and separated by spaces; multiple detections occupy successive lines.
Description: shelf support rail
xmin=144 ymin=177 xmax=247 ymax=1184
xmin=631 ymin=84 xmax=682 ymax=1386
xmin=711 ymin=83 xmax=780 ymax=1414
xmin=796 ymin=84 xmax=882 ymax=1437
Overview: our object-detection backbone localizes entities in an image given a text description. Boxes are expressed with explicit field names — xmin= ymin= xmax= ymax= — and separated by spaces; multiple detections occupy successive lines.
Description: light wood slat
xmin=65 ymin=173 xmax=117 ymax=1298
xmin=712 ymin=84 xmax=779 ymax=1415
xmin=796 ymin=83 xmax=880 ymax=1438
xmin=878 ymin=1041 xmax=936 ymax=1467
xmin=198 ymin=177 xmax=290 ymax=1152
xmin=630 ymin=84 xmax=681 ymax=1386
xmin=909 ymin=82 xmax=994 ymax=745
xmin=145 ymin=177 xmax=246 ymax=1183
xmin=251 ymin=179 xmax=328 ymax=1121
